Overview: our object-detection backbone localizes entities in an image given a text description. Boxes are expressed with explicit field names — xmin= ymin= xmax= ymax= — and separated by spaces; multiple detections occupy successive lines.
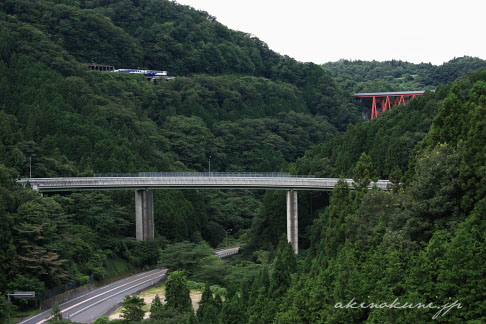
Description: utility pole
xmin=225 ymin=229 xmax=232 ymax=248
xmin=29 ymin=154 xmax=36 ymax=178
xmin=7 ymin=293 xmax=10 ymax=322
xmin=208 ymin=155 xmax=212 ymax=177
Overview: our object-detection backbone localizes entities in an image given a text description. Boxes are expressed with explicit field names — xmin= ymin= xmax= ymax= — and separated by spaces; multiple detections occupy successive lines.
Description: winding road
xmin=18 ymin=268 xmax=167 ymax=324
xmin=18 ymin=246 xmax=240 ymax=323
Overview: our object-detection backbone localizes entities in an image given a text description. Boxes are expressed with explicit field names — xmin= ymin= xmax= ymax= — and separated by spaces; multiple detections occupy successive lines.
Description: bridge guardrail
xmin=18 ymin=176 xmax=392 ymax=192
xmin=95 ymin=172 xmax=315 ymax=178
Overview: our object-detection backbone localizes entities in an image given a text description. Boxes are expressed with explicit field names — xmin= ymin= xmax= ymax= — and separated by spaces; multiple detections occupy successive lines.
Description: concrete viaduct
xmin=17 ymin=173 xmax=391 ymax=253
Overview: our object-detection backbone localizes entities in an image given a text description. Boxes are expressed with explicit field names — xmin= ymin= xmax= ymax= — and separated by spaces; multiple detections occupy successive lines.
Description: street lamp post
xmin=29 ymin=154 xmax=36 ymax=178
xmin=225 ymin=229 xmax=232 ymax=248
xmin=208 ymin=155 xmax=212 ymax=177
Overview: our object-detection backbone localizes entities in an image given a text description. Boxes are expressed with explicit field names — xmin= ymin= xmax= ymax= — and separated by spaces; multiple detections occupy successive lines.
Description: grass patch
xmin=139 ymin=284 xmax=166 ymax=297
xmin=8 ymin=308 xmax=43 ymax=324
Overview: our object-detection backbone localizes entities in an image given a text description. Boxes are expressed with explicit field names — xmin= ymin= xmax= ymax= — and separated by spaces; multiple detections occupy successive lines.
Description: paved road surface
xmin=18 ymin=175 xmax=391 ymax=192
xmin=18 ymin=268 xmax=167 ymax=324
xmin=214 ymin=247 xmax=240 ymax=258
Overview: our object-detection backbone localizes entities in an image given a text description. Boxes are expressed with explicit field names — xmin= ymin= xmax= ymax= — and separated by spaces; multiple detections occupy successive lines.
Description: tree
xmin=196 ymin=283 xmax=213 ymax=321
xmin=269 ymin=239 xmax=297 ymax=298
xmin=197 ymin=303 xmax=219 ymax=324
xmin=48 ymin=303 xmax=62 ymax=323
xmin=134 ymin=240 xmax=160 ymax=268
xmin=0 ymin=296 xmax=8 ymax=323
xmin=247 ymin=292 xmax=277 ymax=324
xmin=201 ymin=221 xmax=226 ymax=247
xmin=191 ymin=255 xmax=230 ymax=286
xmin=403 ymin=144 xmax=462 ymax=243
xmin=158 ymin=242 xmax=213 ymax=277
xmin=185 ymin=311 xmax=198 ymax=324
xmin=248 ymin=267 xmax=270 ymax=307
xmin=220 ymin=294 xmax=247 ymax=324
xmin=149 ymin=294 xmax=163 ymax=320
xmin=353 ymin=152 xmax=376 ymax=190
xmin=246 ymin=266 xmax=276 ymax=323
xmin=121 ymin=295 xmax=145 ymax=323
xmin=93 ymin=317 xmax=110 ymax=324
xmin=165 ymin=271 xmax=192 ymax=313
xmin=323 ymin=179 xmax=354 ymax=259
xmin=14 ymin=199 xmax=67 ymax=284
xmin=249 ymin=190 xmax=287 ymax=249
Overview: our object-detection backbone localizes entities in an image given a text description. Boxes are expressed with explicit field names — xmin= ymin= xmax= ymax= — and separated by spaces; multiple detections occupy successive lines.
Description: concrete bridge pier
xmin=286 ymin=190 xmax=298 ymax=254
xmin=135 ymin=189 xmax=154 ymax=241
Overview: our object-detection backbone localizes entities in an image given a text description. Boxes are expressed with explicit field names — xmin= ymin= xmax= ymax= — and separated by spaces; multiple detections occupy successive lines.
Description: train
xmin=113 ymin=69 xmax=168 ymax=76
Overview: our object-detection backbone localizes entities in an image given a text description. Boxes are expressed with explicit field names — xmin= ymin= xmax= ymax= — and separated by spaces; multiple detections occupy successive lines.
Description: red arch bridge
xmin=354 ymin=91 xmax=425 ymax=119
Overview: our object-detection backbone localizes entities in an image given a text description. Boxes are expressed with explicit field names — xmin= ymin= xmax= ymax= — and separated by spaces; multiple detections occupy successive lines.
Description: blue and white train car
xmin=114 ymin=69 xmax=167 ymax=76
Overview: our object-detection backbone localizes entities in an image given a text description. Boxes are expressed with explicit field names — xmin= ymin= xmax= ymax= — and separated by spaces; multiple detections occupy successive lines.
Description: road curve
xmin=18 ymin=176 xmax=391 ymax=192
xmin=214 ymin=247 xmax=240 ymax=258
xmin=18 ymin=268 xmax=167 ymax=324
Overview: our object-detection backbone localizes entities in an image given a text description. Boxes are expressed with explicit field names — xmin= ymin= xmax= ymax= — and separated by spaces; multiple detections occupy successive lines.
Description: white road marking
xmin=68 ymin=274 xmax=165 ymax=319
xmin=32 ymin=269 xmax=166 ymax=324
xmin=18 ymin=269 xmax=162 ymax=324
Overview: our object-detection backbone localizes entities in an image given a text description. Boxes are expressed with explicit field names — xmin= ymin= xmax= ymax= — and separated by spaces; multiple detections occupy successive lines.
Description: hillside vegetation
xmin=270 ymin=68 xmax=486 ymax=324
xmin=323 ymin=56 xmax=486 ymax=93
xmin=1 ymin=0 xmax=486 ymax=323
xmin=0 ymin=0 xmax=357 ymax=305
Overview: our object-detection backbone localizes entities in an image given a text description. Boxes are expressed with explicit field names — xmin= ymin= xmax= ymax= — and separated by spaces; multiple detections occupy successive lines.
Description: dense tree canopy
xmin=0 ymin=0 xmax=356 ymax=303
xmin=323 ymin=57 xmax=486 ymax=93
xmin=1 ymin=0 xmax=485 ymax=323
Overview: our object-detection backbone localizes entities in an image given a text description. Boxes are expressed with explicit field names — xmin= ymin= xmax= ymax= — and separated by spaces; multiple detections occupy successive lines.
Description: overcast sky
xmin=175 ymin=0 xmax=486 ymax=65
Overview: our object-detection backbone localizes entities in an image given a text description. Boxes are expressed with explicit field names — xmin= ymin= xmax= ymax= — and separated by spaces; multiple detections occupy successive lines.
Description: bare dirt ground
xmin=108 ymin=285 xmax=202 ymax=320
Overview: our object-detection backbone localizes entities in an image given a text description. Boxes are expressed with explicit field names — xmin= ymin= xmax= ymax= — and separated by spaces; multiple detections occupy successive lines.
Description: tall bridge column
xmin=135 ymin=189 xmax=154 ymax=241
xmin=286 ymin=190 xmax=298 ymax=254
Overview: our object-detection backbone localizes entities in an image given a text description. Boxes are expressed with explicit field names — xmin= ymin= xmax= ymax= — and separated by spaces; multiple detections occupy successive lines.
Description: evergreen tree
xmin=121 ymin=295 xmax=145 ymax=323
xmin=196 ymin=286 xmax=221 ymax=324
xmin=247 ymin=292 xmax=277 ymax=324
xmin=220 ymin=294 xmax=247 ymax=324
xmin=149 ymin=294 xmax=163 ymax=320
xmin=185 ymin=311 xmax=198 ymax=324
xmin=213 ymin=294 xmax=223 ymax=309
xmin=459 ymin=80 xmax=486 ymax=212
xmin=426 ymin=83 xmax=467 ymax=146
xmin=197 ymin=304 xmax=220 ymax=324
xmin=0 ymin=296 xmax=8 ymax=323
xmin=352 ymin=152 xmax=376 ymax=190
xmin=248 ymin=267 xmax=270 ymax=307
xmin=165 ymin=271 xmax=192 ymax=313
xmin=323 ymin=179 xmax=354 ymax=259
xmin=196 ymin=283 xmax=213 ymax=321
xmin=246 ymin=266 xmax=277 ymax=324
xmin=269 ymin=239 xmax=296 ymax=298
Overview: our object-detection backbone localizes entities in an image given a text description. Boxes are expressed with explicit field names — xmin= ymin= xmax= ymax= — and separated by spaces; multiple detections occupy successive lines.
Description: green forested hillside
xmin=0 ymin=0 xmax=356 ymax=311
xmin=1 ymin=0 xmax=486 ymax=323
xmin=242 ymin=69 xmax=486 ymax=324
xmin=0 ymin=0 xmax=359 ymax=130
xmin=323 ymin=56 xmax=486 ymax=93
xmin=248 ymin=89 xmax=440 ymax=250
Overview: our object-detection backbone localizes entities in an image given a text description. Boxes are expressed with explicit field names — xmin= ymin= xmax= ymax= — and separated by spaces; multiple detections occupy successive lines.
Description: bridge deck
xmin=18 ymin=176 xmax=391 ymax=192
xmin=353 ymin=90 xmax=425 ymax=97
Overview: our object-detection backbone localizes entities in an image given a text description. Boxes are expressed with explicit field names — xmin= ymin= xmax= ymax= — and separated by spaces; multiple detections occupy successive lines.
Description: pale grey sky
xmin=175 ymin=0 xmax=486 ymax=65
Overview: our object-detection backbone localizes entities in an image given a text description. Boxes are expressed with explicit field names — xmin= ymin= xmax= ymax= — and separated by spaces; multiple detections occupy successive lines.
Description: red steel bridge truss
xmin=353 ymin=91 xmax=425 ymax=119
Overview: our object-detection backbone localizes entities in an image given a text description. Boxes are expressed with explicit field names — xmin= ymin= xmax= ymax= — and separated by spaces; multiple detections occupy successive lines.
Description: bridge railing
xmin=95 ymin=172 xmax=315 ymax=178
